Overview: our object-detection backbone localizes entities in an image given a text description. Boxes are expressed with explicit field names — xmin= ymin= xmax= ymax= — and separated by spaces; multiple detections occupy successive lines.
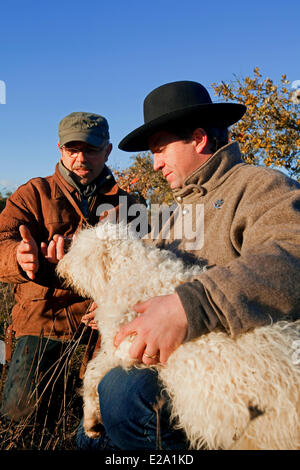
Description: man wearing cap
xmin=0 ymin=112 xmax=137 ymax=426
xmin=77 ymin=81 xmax=300 ymax=450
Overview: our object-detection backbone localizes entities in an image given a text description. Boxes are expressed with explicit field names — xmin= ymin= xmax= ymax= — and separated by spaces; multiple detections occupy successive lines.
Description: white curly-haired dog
xmin=56 ymin=222 xmax=300 ymax=450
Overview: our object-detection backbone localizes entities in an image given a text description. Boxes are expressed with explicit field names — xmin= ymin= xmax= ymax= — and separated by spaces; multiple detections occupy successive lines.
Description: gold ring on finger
xmin=143 ymin=352 xmax=159 ymax=359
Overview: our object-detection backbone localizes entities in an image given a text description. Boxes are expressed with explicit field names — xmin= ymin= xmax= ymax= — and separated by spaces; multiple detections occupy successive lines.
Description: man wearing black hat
xmin=77 ymin=82 xmax=300 ymax=450
xmin=0 ymin=112 xmax=137 ymax=427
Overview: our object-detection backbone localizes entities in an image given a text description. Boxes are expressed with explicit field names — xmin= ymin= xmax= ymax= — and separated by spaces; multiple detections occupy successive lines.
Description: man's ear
xmin=192 ymin=128 xmax=208 ymax=154
xmin=105 ymin=143 xmax=113 ymax=162
xmin=58 ymin=141 xmax=63 ymax=155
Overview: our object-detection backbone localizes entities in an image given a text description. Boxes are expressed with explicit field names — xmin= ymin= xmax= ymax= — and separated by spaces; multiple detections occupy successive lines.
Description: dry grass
xmin=0 ymin=282 xmax=15 ymax=338
xmin=0 ymin=282 xmax=86 ymax=450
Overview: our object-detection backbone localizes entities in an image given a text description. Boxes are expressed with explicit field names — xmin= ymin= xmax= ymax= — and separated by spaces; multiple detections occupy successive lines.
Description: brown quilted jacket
xmin=0 ymin=163 xmax=138 ymax=340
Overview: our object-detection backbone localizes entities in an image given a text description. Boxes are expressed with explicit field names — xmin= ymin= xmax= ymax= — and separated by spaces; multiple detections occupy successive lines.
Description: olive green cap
xmin=59 ymin=112 xmax=109 ymax=147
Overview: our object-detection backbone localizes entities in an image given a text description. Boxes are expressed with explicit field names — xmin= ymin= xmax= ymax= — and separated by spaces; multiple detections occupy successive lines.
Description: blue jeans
xmin=76 ymin=366 xmax=188 ymax=450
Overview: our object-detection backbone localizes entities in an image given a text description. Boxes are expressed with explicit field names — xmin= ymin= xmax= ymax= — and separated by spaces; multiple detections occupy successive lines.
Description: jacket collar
xmin=173 ymin=141 xmax=245 ymax=201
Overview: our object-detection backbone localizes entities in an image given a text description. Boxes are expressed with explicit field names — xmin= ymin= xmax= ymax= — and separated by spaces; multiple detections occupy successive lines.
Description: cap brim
xmin=60 ymin=131 xmax=105 ymax=148
xmin=119 ymin=103 xmax=246 ymax=152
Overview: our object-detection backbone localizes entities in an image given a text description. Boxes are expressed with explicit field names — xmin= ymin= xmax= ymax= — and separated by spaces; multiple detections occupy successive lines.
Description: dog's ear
xmin=56 ymin=226 xmax=111 ymax=300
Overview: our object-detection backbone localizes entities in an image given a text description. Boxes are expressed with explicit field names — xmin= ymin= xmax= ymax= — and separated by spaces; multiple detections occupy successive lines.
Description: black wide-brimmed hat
xmin=118 ymin=81 xmax=246 ymax=152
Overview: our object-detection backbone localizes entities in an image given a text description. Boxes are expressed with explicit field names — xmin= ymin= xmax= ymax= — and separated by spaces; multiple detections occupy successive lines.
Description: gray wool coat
xmin=148 ymin=141 xmax=300 ymax=341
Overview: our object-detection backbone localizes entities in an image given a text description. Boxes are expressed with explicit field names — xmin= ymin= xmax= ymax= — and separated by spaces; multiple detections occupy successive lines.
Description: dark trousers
xmin=76 ymin=366 xmax=188 ymax=450
xmin=1 ymin=335 xmax=69 ymax=426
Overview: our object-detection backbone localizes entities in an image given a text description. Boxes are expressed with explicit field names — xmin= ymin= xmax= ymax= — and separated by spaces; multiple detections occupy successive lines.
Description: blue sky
xmin=0 ymin=0 xmax=299 ymax=193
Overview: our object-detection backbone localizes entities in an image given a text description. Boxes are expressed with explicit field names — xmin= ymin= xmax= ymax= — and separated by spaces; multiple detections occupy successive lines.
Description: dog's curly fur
xmin=57 ymin=222 xmax=300 ymax=450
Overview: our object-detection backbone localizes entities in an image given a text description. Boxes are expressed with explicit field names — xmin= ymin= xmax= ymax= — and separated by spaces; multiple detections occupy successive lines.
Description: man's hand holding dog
xmin=81 ymin=302 xmax=99 ymax=330
xmin=114 ymin=293 xmax=188 ymax=365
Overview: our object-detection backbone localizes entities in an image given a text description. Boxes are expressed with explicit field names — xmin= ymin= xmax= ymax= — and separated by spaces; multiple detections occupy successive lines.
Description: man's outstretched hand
xmin=16 ymin=225 xmax=39 ymax=280
xmin=17 ymin=225 xmax=69 ymax=280
xmin=41 ymin=234 xmax=66 ymax=264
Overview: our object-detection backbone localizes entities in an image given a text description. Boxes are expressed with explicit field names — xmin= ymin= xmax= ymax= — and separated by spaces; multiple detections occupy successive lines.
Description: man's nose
xmin=76 ymin=151 xmax=88 ymax=162
xmin=153 ymin=153 xmax=164 ymax=172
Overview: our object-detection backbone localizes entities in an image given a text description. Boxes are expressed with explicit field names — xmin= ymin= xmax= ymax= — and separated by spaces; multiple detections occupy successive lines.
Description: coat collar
xmin=172 ymin=141 xmax=245 ymax=201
